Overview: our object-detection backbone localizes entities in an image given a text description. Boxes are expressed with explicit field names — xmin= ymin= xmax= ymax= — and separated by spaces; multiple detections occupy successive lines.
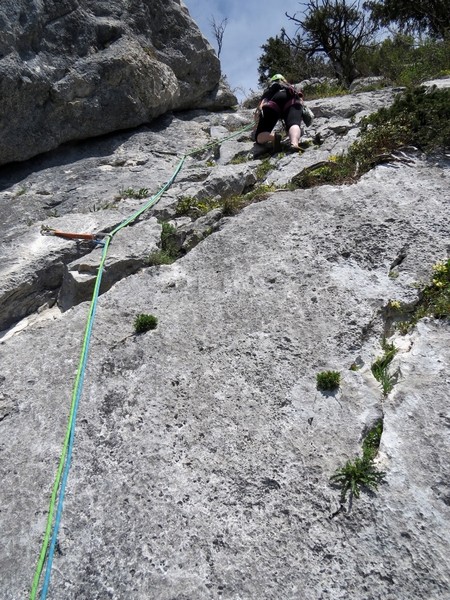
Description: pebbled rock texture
xmin=0 ymin=0 xmax=236 ymax=165
xmin=0 ymin=85 xmax=449 ymax=599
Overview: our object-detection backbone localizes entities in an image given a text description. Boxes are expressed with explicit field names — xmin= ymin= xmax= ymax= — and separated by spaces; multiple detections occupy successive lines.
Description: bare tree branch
xmin=210 ymin=16 xmax=228 ymax=59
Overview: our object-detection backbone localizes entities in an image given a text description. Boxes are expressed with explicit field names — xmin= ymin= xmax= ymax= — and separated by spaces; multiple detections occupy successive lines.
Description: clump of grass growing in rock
xmin=176 ymin=184 xmax=277 ymax=219
xmin=119 ymin=187 xmax=149 ymax=199
xmin=134 ymin=313 xmax=158 ymax=334
xmin=148 ymin=250 xmax=175 ymax=266
xmin=230 ymin=153 xmax=251 ymax=165
xmin=302 ymin=81 xmax=349 ymax=100
xmin=148 ymin=222 xmax=179 ymax=266
xmin=293 ymin=86 xmax=450 ymax=189
xmin=331 ymin=456 xmax=385 ymax=502
xmin=255 ymin=158 xmax=273 ymax=180
xmin=395 ymin=259 xmax=450 ymax=334
xmin=316 ymin=370 xmax=340 ymax=391
xmin=362 ymin=420 xmax=383 ymax=462
xmin=15 ymin=185 xmax=28 ymax=197
xmin=331 ymin=420 xmax=385 ymax=504
xmin=371 ymin=339 xmax=398 ymax=396
xmin=414 ymin=259 xmax=450 ymax=320
xmin=175 ymin=195 xmax=221 ymax=218
xmin=160 ymin=222 xmax=178 ymax=256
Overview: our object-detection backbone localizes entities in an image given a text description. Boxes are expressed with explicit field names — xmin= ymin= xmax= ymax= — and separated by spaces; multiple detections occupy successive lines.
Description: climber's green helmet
xmin=270 ymin=74 xmax=286 ymax=82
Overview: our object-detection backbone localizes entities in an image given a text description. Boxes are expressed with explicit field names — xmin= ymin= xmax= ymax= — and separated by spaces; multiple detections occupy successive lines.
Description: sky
xmin=183 ymin=0 xmax=304 ymax=100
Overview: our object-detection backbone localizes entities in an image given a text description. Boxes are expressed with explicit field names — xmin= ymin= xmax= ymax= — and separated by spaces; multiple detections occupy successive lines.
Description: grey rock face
xmin=1 ymin=85 xmax=449 ymax=599
xmin=0 ymin=0 xmax=235 ymax=165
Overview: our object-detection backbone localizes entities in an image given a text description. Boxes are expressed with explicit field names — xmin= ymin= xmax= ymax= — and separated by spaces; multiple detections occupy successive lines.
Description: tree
xmin=210 ymin=16 xmax=228 ymax=58
xmin=285 ymin=0 xmax=378 ymax=85
xmin=258 ymin=35 xmax=299 ymax=84
xmin=258 ymin=32 xmax=332 ymax=85
xmin=364 ymin=0 xmax=449 ymax=40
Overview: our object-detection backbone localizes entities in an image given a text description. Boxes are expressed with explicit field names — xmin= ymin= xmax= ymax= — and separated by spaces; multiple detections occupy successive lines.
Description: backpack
xmin=268 ymin=82 xmax=314 ymax=127
xmin=301 ymin=104 xmax=314 ymax=127
xmin=281 ymin=83 xmax=315 ymax=127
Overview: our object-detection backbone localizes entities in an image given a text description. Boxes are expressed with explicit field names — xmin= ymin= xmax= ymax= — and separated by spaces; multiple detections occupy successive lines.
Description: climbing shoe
xmin=288 ymin=143 xmax=302 ymax=153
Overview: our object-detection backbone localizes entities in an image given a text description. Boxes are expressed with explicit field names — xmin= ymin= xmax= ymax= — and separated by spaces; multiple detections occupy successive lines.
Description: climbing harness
xmin=30 ymin=122 xmax=253 ymax=600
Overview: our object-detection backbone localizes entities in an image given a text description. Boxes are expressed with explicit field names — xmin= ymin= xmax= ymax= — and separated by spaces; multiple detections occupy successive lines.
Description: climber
xmin=254 ymin=73 xmax=304 ymax=153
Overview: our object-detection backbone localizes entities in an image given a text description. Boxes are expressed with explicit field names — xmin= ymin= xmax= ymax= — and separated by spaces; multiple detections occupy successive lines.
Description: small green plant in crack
xmin=331 ymin=456 xmax=385 ymax=503
xmin=255 ymin=158 xmax=273 ymax=180
xmin=230 ymin=153 xmax=251 ymax=165
xmin=148 ymin=222 xmax=179 ymax=266
xmin=362 ymin=420 xmax=383 ymax=462
xmin=148 ymin=250 xmax=175 ymax=266
xmin=316 ymin=370 xmax=340 ymax=391
xmin=134 ymin=313 xmax=158 ymax=334
xmin=394 ymin=259 xmax=450 ymax=334
xmin=119 ymin=187 xmax=149 ymax=199
xmin=415 ymin=259 xmax=450 ymax=320
xmin=90 ymin=201 xmax=119 ymax=212
xmin=223 ymin=184 xmax=277 ymax=215
xmin=15 ymin=185 xmax=28 ymax=197
xmin=175 ymin=195 xmax=221 ymax=218
xmin=160 ymin=222 xmax=178 ymax=256
xmin=331 ymin=420 xmax=385 ymax=505
xmin=371 ymin=339 xmax=398 ymax=396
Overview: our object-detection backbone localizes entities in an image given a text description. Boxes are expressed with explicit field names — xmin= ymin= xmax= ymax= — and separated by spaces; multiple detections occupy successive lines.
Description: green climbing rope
xmin=30 ymin=123 xmax=253 ymax=599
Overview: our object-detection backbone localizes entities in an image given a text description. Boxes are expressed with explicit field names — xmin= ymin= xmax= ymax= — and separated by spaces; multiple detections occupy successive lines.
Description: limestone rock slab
xmin=0 ymin=0 xmax=224 ymax=165
xmin=1 ymin=156 xmax=449 ymax=599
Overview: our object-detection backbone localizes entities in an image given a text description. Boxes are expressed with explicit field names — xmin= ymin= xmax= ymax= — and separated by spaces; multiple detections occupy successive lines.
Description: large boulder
xmin=0 ymin=0 xmax=232 ymax=165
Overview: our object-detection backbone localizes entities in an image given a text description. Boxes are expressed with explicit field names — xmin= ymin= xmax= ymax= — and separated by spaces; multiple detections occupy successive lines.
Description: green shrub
xmin=293 ymin=86 xmax=450 ymax=190
xmin=134 ymin=313 xmax=158 ymax=334
xmin=361 ymin=86 xmax=450 ymax=154
xmin=355 ymin=36 xmax=450 ymax=88
xmin=316 ymin=370 xmax=341 ymax=391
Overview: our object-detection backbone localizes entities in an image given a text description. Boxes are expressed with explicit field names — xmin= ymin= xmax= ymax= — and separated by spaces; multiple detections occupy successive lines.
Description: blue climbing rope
xmin=31 ymin=124 xmax=253 ymax=599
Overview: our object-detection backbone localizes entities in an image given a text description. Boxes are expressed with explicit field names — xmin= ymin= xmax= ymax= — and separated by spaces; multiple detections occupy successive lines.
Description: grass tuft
xmin=316 ymin=370 xmax=340 ymax=391
xmin=119 ymin=187 xmax=149 ymax=199
xmin=134 ymin=313 xmax=158 ymax=334
xmin=331 ymin=420 xmax=385 ymax=504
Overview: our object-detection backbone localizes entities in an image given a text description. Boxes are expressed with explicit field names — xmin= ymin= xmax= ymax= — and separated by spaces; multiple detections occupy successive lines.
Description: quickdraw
xmin=40 ymin=225 xmax=108 ymax=246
